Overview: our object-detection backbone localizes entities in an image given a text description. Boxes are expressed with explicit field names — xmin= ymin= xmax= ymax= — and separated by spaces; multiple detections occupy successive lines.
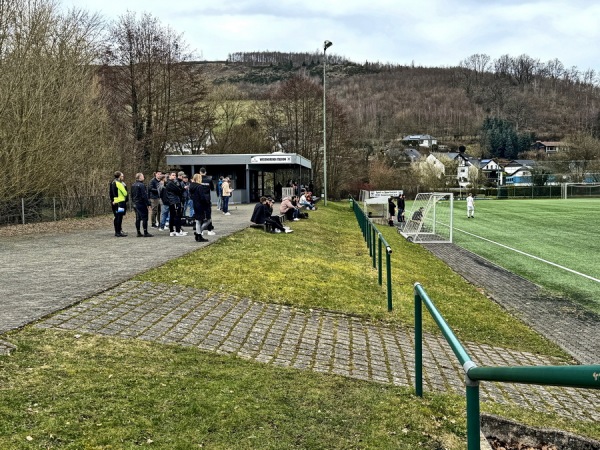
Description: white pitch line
xmin=454 ymin=227 xmax=600 ymax=284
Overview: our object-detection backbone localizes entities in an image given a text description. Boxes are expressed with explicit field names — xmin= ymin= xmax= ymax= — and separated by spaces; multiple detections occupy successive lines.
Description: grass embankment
xmin=138 ymin=201 xmax=564 ymax=357
xmin=1 ymin=202 xmax=597 ymax=449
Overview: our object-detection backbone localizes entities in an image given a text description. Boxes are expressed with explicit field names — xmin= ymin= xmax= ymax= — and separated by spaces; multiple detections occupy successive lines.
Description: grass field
xmin=447 ymin=198 xmax=600 ymax=314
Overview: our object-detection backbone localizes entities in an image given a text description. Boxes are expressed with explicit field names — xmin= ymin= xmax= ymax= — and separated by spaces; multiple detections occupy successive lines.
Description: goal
xmin=561 ymin=183 xmax=600 ymax=199
xmin=398 ymin=193 xmax=453 ymax=243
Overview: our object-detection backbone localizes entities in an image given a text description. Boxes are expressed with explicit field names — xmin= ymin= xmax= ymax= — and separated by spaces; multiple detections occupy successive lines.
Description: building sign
xmin=370 ymin=190 xmax=403 ymax=198
xmin=250 ymin=155 xmax=292 ymax=164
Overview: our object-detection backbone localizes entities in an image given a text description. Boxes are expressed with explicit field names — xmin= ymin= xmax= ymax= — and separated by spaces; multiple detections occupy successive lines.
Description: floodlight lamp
xmin=324 ymin=40 xmax=332 ymax=50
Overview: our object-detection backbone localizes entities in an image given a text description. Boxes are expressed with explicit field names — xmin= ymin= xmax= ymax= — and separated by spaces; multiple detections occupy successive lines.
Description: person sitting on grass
xmin=279 ymin=196 xmax=300 ymax=221
xmin=251 ymin=197 xmax=293 ymax=233
xmin=299 ymin=192 xmax=316 ymax=210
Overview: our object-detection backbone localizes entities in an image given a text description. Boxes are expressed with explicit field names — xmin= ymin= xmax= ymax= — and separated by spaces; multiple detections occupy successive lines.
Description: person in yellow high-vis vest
xmin=109 ymin=171 xmax=128 ymax=237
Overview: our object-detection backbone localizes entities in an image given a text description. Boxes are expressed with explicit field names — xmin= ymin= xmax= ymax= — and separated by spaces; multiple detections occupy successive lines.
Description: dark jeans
xmin=168 ymin=203 xmax=183 ymax=232
xmin=266 ymin=216 xmax=285 ymax=232
xmin=222 ymin=196 xmax=230 ymax=213
xmin=112 ymin=203 xmax=126 ymax=234
xmin=134 ymin=204 xmax=149 ymax=232
xmin=196 ymin=202 xmax=213 ymax=231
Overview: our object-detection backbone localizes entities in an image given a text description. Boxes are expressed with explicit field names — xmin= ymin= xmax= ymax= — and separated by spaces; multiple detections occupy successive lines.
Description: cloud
xmin=59 ymin=0 xmax=600 ymax=71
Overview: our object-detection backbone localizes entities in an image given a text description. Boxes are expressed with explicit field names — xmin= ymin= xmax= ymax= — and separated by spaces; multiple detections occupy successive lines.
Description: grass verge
xmin=137 ymin=202 xmax=567 ymax=358
xmin=0 ymin=328 xmax=468 ymax=449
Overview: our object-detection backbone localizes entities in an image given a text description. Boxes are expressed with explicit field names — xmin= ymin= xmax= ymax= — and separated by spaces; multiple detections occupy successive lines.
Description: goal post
xmin=561 ymin=182 xmax=600 ymax=199
xmin=398 ymin=192 xmax=453 ymax=244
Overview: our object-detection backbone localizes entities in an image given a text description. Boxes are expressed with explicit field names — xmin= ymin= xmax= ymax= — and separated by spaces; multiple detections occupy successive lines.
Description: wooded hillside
xmin=198 ymin=52 xmax=600 ymax=157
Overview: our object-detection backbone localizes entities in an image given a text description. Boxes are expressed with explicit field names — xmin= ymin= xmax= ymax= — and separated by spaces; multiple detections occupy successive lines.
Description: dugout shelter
xmin=166 ymin=152 xmax=312 ymax=204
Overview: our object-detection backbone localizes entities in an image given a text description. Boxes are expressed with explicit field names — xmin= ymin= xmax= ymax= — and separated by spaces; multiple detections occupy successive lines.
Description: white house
xmin=504 ymin=160 xmax=534 ymax=176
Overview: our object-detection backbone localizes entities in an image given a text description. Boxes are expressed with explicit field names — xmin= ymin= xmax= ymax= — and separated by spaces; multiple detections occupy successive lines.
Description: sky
xmin=60 ymin=0 xmax=600 ymax=72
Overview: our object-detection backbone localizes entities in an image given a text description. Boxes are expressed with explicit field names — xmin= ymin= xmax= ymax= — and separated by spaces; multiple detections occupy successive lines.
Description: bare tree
xmin=0 ymin=0 xmax=115 ymax=200
xmin=101 ymin=12 xmax=211 ymax=171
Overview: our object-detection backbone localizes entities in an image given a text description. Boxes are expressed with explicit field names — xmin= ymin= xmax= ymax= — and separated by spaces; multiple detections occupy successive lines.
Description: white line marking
xmin=454 ymin=228 xmax=600 ymax=283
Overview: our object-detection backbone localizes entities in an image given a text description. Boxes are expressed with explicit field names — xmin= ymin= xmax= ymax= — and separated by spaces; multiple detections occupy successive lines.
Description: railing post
xmin=21 ymin=198 xmax=25 ymax=225
xmin=53 ymin=197 xmax=57 ymax=221
xmin=414 ymin=283 xmax=423 ymax=397
xmin=386 ymin=248 xmax=392 ymax=311
xmin=378 ymin=236 xmax=383 ymax=285
xmin=371 ymin=227 xmax=376 ymax=268
xmin=466 ymin=381 xmax=481 ymax=450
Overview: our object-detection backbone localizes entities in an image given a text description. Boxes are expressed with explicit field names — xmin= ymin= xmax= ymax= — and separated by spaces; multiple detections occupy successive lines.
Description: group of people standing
xmin=387 ymin=194 xmax=406 ymax=226
xmin=109 ymin=168 xmax=218 ymax=242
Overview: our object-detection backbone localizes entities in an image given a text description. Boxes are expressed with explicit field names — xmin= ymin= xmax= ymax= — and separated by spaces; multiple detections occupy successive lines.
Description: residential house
xmin=531 ymin=140 xmax=569 ymax=154
xmin=433 ymin=151 xmax=473 ymax=187
xmin=424 ymin=153 xmax=445 ymax=176
xmin=403 ymin=148 xmax=422 ymax=162
xmin=504 ymin=160 xmax=535 ymax=186
xmin=478 ymin=159 xmax=502 ymax=184
xmin=402 ymin=134 xmax=437 ymax=148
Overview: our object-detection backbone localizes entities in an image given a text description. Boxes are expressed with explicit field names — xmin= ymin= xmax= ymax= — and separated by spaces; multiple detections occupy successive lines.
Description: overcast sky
xmin=60 ymin=0 xmax=600 ymax=72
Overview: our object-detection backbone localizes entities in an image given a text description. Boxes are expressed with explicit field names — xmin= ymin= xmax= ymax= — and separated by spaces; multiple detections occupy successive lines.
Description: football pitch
xmin=449 ymin=198 xmax=600 ymax=314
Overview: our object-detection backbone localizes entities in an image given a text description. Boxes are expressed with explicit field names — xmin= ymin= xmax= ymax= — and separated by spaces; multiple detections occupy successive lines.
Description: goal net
xmin=561 ymin=183 xmax=600 ymax=199
xmin=398 ymin=192 xmax=453 ymax=243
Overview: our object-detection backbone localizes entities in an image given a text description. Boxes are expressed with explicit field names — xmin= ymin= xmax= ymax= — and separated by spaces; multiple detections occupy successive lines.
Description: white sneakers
xmin=207 ymin=230 xmax=216 ymax=235
xmin=223 ymin=212 xmax=231 ymax=216
xmin=293 ymin=218 xmax=300 ymax=221
xmin=285 ymin=229 xmax=293 ymax=233
xmin=170 ymin=231 xmax=188 ymax=237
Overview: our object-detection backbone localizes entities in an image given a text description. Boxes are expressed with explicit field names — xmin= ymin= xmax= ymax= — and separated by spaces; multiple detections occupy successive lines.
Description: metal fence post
xmin=53 ymin=197 xmax=57 ymax=221
xmin=21 ymin=198 xmax=25 ymax=225
xmin=371 ymin=227 xmax=376 ymax=268
xmin=378 ymin=236 xmax=383 ymax=285
xmin=386 ymin=249 xmax=392 ymax=311
xmin=466 ymin=382 xmax=481 ymax=450
xmin=414 ymin=284 xmax=423 ymax=397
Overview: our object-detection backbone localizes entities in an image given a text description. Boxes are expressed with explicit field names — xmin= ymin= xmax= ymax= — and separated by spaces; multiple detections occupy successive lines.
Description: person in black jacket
xmin=148 ymin=171 xmax=162 ymax=228
xmin=131 ymin=173 xmax=153 ymax=237
xmin=165 ymin=171 xmax=186 ymax=236
xmin=388 ymin=197 xmax=396 ymax=226
xmin=251 ymin=197 xmax=292 ymax=233
xmin=397 ymin=194 xmax=406 ymax=223
xmin=189 ymin=168 xmax=214 ymax=242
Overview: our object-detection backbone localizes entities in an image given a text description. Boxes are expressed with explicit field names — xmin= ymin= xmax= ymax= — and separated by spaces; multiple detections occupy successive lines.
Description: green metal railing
xmin=350 ymin=198 xmax=393 ymax=311
xmin=414 ymin=282 xmax=600 ymax=449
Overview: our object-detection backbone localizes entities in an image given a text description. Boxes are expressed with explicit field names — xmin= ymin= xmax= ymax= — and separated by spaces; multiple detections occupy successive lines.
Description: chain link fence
xmin=0 ymin=196 xmax=113 ymax=227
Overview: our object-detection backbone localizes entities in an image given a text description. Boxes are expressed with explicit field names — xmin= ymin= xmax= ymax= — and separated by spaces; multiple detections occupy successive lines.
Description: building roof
xmin=403 ymin=148 xmax=422 ymax=160
xmin=166 ymin=152 xmax=312 ymax=171
xmin=402 ymin=134 xmax=436 ymax=141
xmin=505 ymin=159 xmax=535 ymax=167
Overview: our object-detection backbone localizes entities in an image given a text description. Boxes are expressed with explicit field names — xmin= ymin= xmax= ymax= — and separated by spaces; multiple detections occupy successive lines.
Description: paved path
xmin=34 ymin=280 xmax=599 ymax=422
xmin=2 ymin=206 xmax=600 ymax=426
xmin=0 ymin=204 xmax=254 ymax=334
xmin=423 ymin=243 xmax=600 ymax=366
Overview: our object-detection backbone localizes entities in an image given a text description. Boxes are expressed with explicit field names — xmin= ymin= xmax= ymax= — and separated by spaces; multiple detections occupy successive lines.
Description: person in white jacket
xmin=466 ymin=193 xmax=475 ymax=218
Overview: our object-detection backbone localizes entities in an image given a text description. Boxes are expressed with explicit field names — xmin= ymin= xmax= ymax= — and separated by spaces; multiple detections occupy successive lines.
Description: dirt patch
xmin=483 ymin=415 xmax=600 ymax=450
xmin=0 ymin=215 xmax=114 ymax=238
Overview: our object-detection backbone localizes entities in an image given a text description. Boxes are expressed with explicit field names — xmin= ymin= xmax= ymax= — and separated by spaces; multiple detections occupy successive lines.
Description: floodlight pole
xmin=323 ymin=40 xmax=332 ymax=206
